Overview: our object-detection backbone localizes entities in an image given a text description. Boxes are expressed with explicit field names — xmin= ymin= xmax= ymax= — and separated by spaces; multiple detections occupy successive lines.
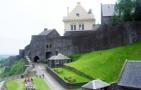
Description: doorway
xmin=34 ymin=56 xmax=39 ymax=62
xmin=46 ymin=52 xmax=52 ymax=59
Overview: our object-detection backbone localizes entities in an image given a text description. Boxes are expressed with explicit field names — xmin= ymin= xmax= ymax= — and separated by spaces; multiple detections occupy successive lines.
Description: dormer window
xmin=76 ymin=13 xmax=80 ymax=17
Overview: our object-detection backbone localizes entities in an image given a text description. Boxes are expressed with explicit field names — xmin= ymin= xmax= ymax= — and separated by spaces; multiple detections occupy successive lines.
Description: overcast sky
xmin=0 ymin=0 xmax=116 ymax=55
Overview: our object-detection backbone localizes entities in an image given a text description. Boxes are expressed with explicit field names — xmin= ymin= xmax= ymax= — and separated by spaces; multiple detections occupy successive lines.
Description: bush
xmin=41 ymin=59 xmax=48 ymax=64
xmin=64 ymin=76 xmax=76 ymax=83
xmin=69 ymin=54 xmax=82 ymax=61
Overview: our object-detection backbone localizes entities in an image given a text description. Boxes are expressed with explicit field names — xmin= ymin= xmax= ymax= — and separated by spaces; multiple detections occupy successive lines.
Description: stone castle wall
xmin=24 ymin=22 xmax=141 ymax=61
xmin=28 ymin=35 xmax=73 ymax=60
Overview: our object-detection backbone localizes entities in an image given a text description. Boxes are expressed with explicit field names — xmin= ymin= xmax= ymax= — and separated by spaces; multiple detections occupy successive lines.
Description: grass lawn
xmin=66 ymin=41 xmax=141 ymax=83
xmin=33 ymin=77 xmax=50 ymax=90
xmin=6 ymin=79 xmax=25 ymax=90
xmin=53 ymin=67 xmax=89 ymax=83
xmin=6 ymin=77 xmax=50 ymax=90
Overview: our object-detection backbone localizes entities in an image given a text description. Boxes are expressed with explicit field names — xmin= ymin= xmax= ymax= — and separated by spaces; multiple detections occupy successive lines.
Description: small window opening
xmin=76 ymin=13 xmax=80 ymax=17
xmin=46 ymin=45 xmax=48 ymax=48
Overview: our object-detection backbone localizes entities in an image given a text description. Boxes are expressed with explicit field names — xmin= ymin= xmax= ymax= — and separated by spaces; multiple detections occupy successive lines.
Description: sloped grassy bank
xmin=67 ymin=41 xmax=141 ymax=83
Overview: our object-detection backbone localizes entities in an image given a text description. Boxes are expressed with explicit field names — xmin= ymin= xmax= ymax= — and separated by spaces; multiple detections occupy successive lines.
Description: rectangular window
xmin=79 ymin=24 xmax=84 ymax=30
xmin=82 ymin=24 xmax=84 ymax=30
xmin=71 ymin=25 xmax=73 ymax=30
xmin=70 ymin=24 xmax=76 ymax=30
xmin=79 ymin=24 xmax=81 ymax=30
xmin=74 ymin=25 xmax=76 ymax=30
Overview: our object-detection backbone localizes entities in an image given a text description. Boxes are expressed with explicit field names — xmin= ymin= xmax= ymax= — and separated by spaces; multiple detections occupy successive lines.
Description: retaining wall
xmin=46 ymin=66 xmax=87 ymax=88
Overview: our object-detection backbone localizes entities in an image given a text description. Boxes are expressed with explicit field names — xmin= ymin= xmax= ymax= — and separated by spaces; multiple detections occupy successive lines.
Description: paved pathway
xmin=0 ymin=81 xmax=5 ymax=90
xmin=35 ymin=64 xmax=66 ymax=90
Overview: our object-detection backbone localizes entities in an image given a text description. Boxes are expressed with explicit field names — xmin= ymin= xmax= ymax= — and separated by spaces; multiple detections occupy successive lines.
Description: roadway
xmin=35 ymin=64 xmax=66 ymax=90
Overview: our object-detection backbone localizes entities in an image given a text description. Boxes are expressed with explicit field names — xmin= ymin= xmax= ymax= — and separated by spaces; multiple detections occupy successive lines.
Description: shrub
xmin=41 ymin=59 xmax=48 ymax=64
xmin=69 ymin=54 xmax=82 ymax=61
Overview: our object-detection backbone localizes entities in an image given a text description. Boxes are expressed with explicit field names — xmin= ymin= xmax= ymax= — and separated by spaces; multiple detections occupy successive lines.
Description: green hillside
xmin=67 ymin=41 xmax=141 ymax=83
xmin=0 ymin=58 xmax=25 ymax=78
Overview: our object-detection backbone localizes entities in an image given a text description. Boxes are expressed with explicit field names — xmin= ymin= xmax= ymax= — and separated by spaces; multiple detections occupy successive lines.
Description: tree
xmin=115 ymin=0 xmax=134 ymax=21
xmin=134 ymin=0 xmax=141 ymax=21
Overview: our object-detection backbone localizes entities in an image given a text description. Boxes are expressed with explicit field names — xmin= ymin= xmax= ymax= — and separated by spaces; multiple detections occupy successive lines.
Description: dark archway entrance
xmin=34 ymin=56 xmax=39 ymax=62
xmin=46 ymin=52 xmax=52 ymax=59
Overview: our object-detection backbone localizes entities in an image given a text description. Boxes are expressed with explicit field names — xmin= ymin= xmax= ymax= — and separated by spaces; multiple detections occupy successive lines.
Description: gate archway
xmin=46 ymin=52 xmax=52 ymax=59
xmin=34 ymin=56 xmax=39 ymax=62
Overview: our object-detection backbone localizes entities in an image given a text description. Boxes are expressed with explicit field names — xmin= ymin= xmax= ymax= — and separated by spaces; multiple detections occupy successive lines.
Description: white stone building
xmin=63 ymin=2 xmax=96 ymax=31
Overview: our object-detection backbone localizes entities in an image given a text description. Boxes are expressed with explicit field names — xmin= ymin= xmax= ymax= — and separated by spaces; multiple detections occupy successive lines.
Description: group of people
xmin=24 ymin=71 xmax=45 ymax=90
xmin=25 ymin=77 xmax=35 ymax=90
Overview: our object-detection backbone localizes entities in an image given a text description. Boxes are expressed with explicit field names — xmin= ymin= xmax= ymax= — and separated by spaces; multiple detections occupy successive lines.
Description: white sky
xmin=0 ymin=0 xmax=116 ymax=55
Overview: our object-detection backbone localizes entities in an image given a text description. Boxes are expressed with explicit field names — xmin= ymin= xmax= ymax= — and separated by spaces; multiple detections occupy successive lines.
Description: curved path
xmin=35 ymin=64 xmax=66 ymax=90
xmin=0 ymin=81 xmax=5 ymax=90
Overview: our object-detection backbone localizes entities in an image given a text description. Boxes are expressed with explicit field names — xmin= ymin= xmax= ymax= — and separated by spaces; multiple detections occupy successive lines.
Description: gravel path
xmin=35 ymin=64 xmax=66 ymax=90
xmin=0 ymin=81 xmax=5 ymax=90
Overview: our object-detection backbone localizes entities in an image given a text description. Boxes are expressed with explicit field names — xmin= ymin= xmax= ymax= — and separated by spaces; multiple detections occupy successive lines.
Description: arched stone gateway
xmin=46 ymin=52 xmax=53 ymax=59
xmin=33 ymin=56 xmax=39 ymax=62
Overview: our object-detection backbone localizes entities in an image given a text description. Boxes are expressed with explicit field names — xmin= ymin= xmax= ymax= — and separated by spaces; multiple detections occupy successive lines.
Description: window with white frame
xmin=70 ymin=24 xmax=76 ymax=30
xmin=71 ymin=25 xmax=73 ymax=30
xmin=79 ymin=24 xmax=84 ymax=30
xmin=82 ymin=24 xmax=84 ymax=30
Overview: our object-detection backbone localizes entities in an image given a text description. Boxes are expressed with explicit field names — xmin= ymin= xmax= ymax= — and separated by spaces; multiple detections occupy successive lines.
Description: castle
xmin=22 ymin=3 xmax=141 ymax=63
xmin=24 ymin=2 xmax=98 ymax=61
xmin=18 ymin=3 xmax=141 ymax=90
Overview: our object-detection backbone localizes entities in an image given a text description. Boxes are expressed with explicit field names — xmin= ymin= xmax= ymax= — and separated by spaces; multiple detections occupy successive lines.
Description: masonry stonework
xmin=24 ymin=22 xmax=141 ymax=62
